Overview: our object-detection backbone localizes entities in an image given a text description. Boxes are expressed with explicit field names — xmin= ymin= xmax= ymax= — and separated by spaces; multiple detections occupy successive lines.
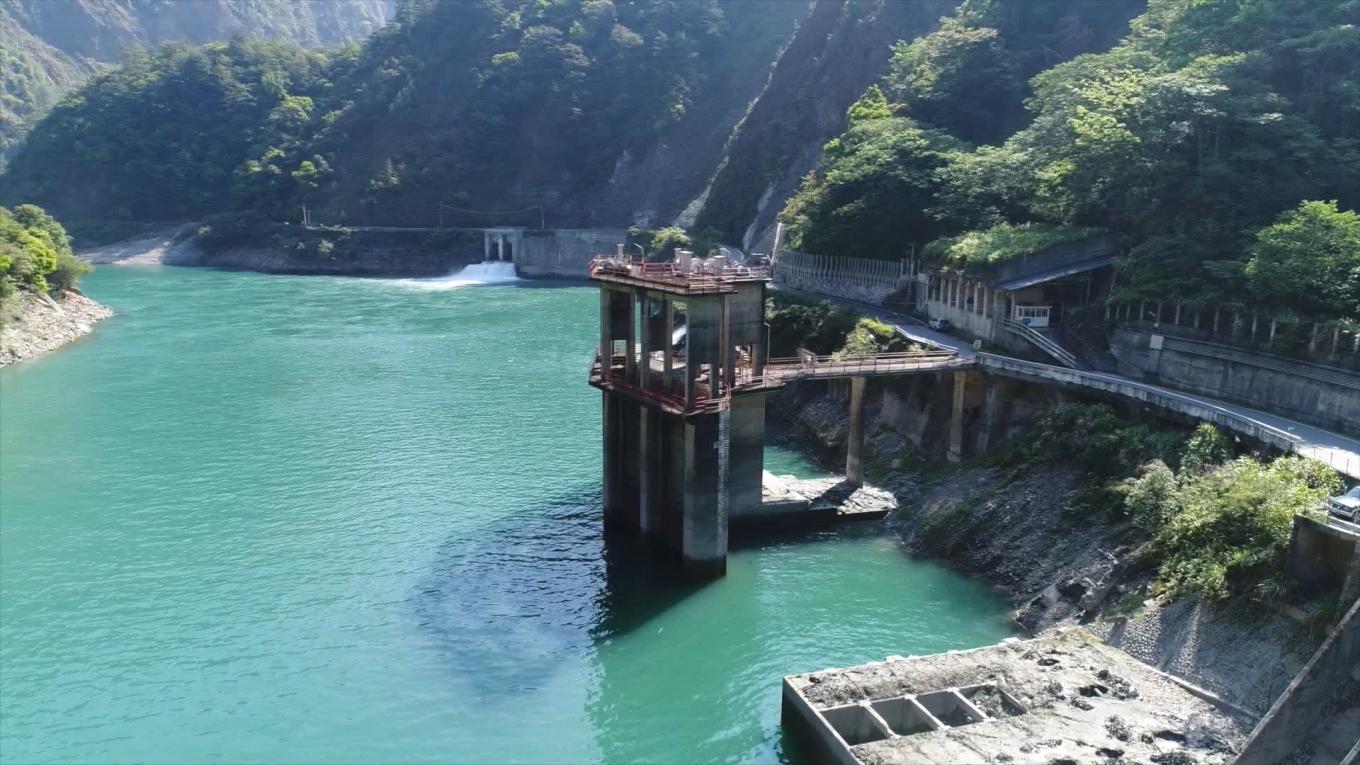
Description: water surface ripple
xmin=0 ymin=267 xmax=1014 ymax=763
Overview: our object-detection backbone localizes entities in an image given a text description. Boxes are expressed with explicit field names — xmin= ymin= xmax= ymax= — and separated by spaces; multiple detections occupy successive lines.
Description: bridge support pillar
xmin=975 ymin=377 xmax=1013 ymax=454
xmin=948 ymin=372 xmax=967 ymax=463
xmin=847 ymin=376 xmax=866 ymax=485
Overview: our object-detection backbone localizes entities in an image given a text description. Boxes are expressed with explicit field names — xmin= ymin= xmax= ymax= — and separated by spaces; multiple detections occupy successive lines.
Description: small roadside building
xmin=909 ymin=232 xmax=1119 ymax=365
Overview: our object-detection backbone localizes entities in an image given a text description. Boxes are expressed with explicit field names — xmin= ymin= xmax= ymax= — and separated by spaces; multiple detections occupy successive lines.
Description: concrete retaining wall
xmin=975 ymin=354 xmax=1305 ymax=454
xmin=516 ymin=229 xmax=628 ymax=277
xmin=1236 ymin=598 xmax=1360 ymax=765
xmin=773 ymin=251 xmax=906 ymax=305
xmin=1110 ymin=327 xmax=1360 ymax=434
xmin=1285 ymin=515 xmax=1358 ymax=590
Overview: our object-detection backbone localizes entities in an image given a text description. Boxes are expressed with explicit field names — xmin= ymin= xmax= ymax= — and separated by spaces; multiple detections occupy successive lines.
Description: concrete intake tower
xmin=588 ymin=251 xmax=774 ymax=578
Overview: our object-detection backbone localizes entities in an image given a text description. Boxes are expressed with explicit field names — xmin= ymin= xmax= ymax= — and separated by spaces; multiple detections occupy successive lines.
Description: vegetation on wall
xmin=0 ymin=204 xmax=89 ymax=298
xmin=922 ymin=222 xmax=1102 ymax=268
xmin=833 ymin=317 xmax=912 ymax=359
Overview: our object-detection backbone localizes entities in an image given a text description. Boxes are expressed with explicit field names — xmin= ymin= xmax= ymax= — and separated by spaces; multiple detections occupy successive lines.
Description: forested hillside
xmin=2 ymin=0 xmax=1356 ymax=325
xmin=781 ymin=0 xmax=1360 ymax=321
xmin=694 ymin=0 xmax=1143 ymax=249
xmin=1 ymin=0 xmax=804 ymax=229
xmin=0 ymin=0 xmax=390 ymax=165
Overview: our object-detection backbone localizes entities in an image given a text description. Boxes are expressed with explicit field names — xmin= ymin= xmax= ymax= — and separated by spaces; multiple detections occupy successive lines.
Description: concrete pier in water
xmin=587 ymin=253 xmax=983 ymax=578
xmin=590 ymin=252 xmax=771 ymax=577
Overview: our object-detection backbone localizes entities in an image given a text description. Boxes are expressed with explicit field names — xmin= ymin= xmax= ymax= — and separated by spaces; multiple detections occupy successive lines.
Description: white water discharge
xmin=403 ymin=260 xmax=520 ymax=289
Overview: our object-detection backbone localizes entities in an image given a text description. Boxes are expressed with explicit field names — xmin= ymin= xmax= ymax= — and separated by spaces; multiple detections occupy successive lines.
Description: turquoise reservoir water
xmin=0 ymin=267 xmax=1014 ymax=763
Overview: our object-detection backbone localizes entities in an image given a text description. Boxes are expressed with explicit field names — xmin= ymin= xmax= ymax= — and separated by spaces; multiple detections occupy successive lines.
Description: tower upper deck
xmin=588 ymin=254 xmax=770 ymax=295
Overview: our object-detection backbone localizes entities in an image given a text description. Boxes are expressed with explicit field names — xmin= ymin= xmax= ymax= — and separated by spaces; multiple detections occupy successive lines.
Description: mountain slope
xmin=0 ymin=0 xmax=390 ymax=165
xmin=1 ymin=0 xmax=807 ymax=230
xmin=694 ymin=0 xmax=1144 ymax=251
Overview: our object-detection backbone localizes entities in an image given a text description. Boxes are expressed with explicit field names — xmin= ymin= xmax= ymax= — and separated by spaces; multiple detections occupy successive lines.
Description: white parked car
xmin=1327 ymin=486 xmax=1360 ymax=522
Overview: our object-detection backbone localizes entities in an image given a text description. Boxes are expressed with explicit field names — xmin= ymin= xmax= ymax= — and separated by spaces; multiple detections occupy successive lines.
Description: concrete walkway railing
xmin=998 ymin=318 xmax=1082 ymax=369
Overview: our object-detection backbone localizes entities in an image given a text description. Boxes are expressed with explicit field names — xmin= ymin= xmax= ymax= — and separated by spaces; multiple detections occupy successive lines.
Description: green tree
xmin=782 ymin=115 xmax=959 ymax=260
xmin=1238 ymin=201 xmax=1360 ymax=321
xmin=649 ymin=226 xmax=691 ymax=260
xmin=0 ymin=203 xmax=87 ymax=295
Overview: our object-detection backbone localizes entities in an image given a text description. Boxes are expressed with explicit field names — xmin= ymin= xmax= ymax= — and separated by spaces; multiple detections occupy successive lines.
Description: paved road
xmin=778 ymin=287 xmax=1360 ymax=480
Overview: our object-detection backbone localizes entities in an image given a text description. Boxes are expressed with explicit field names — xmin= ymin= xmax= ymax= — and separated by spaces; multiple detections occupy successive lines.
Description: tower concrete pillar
xmin=638 ymin=407 xmax=662 ymax=537
xmin=847 ymin=376 xmax=867 ymax=485
xmin=624 ymin=290 xmax=638 ymax=381
xmin=637 ymin=293 xmax=652 ymax=387
xmin=483 ymin=231 xmax=491 ymax=261
xmin=602 ymin=392 xmax=625 ymax=528
xmin=682 ymin=413 xmax=726 ymax=578
xmin=496 ymin=233 xmax=505 ymax=261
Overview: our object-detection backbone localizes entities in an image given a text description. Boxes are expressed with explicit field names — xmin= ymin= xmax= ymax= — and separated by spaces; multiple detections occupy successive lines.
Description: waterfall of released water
xmin=408 ymin=260 xmax=520 ymax=289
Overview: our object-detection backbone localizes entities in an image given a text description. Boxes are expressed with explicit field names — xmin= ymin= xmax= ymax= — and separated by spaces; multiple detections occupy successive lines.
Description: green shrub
xmin=1153 ymin=456 xmax=1342 ymax=599
xmin=47 ymin=250 xmax=92 ymax=292
xmin=1121 ymin=460 xmax=1178 ymax=531
xmin=1030 ymin=403 xmax=1182 ymax=477
xmin=921 ymin=507 xmax=972 ymax=553
xmin=1181 ymin=423 xmax=1233 ymax=474
xmin=833 ymin=318 xmax=909 ymax=359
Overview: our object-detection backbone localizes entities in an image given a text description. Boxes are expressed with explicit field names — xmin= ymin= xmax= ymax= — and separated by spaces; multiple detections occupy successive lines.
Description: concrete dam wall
xmin=516 ymin=229 xmax=628 ymax=278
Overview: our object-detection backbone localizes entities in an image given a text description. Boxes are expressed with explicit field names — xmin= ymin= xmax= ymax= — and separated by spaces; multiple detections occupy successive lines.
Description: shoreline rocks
xmin=770 ymin=379 xmax=1319 ymax=716
xmin=0 ymin=289 xmax=112 ymax=366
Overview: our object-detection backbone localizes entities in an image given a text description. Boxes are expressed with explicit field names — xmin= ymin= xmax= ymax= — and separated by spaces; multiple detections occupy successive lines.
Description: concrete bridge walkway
xmin=776 ymin=288 xmax=1360 ymax=480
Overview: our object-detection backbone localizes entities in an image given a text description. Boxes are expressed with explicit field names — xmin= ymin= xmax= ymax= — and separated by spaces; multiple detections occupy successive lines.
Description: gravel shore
xmin=0 ymin=289 xmax=112 ymax=366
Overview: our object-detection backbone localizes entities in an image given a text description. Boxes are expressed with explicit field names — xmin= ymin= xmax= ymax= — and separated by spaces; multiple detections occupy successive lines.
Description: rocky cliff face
xmin=3 ymin=0 xmax=389 ymax=59
xmin=693 ymin=0 xmax=953 ymax=249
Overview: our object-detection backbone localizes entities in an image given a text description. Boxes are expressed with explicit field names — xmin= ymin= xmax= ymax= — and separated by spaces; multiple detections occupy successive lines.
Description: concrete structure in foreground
xmin=782 ymin=630 xmax=1253 ymax=765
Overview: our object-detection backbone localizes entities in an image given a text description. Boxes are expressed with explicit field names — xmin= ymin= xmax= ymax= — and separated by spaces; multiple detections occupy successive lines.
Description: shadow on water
xmin=411 ymin=484 xmax=706 ymax=695
xmin=412 ymin=486 xmax=606 ymax=696
xmin=509 ymin=277 xmax=593 ymax=289
xmin=589 ymin=531 xmax=707 ymax=641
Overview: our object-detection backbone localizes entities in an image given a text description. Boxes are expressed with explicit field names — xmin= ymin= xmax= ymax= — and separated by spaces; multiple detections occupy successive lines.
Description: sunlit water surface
xmin=0 ymin=266 xmax=1014 ymax=763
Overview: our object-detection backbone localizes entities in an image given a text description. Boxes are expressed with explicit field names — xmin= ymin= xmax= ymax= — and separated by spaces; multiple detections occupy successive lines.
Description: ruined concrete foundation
xmin=782 ymin=630 xmax=1252 ymax=765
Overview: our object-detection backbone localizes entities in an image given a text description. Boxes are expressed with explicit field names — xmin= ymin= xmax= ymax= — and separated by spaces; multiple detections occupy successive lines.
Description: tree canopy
xmin=780 ymin=0 xmax=1360 ymax=322
xmin=0 ymin=203 xmax=88 ymax=297
xmin=2 ymin=0 xmax=794 ymax=229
